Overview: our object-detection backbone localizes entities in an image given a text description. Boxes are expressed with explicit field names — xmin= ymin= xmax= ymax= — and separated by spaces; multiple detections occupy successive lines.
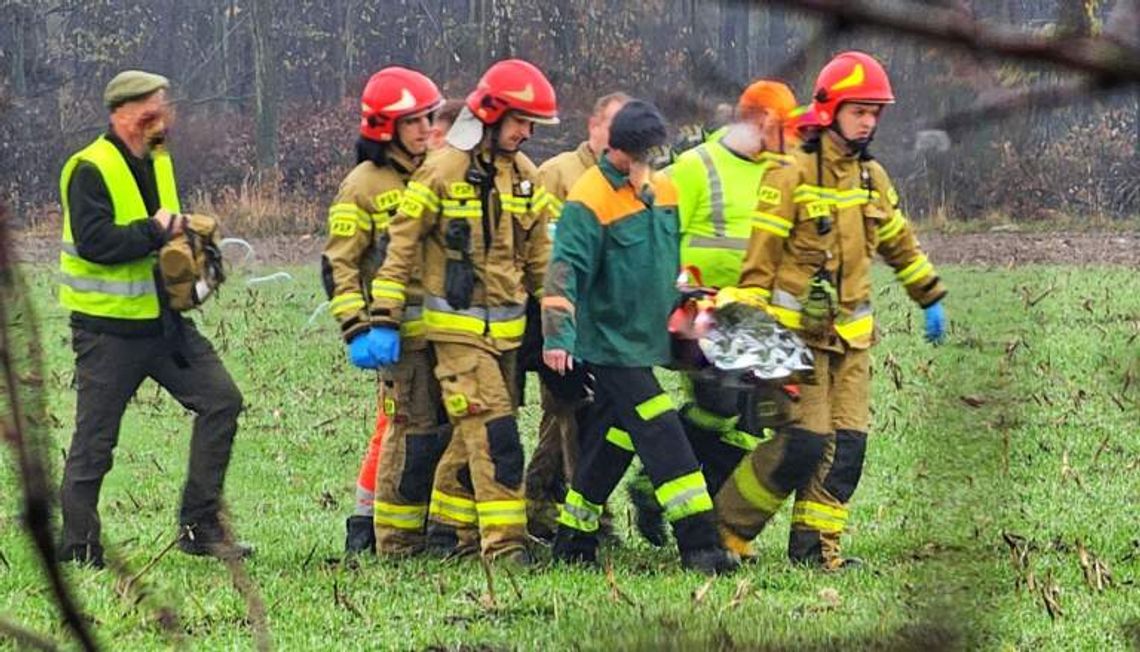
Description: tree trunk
xmin=213 ymin=2 xmax=228 ymax=103
xmin=10 ymin=7 xmax=27 ymax=96
xmin=339 ymin=0 xmax=357 ymax=100
xmin=251 ymin=0 xmax=279 ymax=175
xmin=1135 ymin=88 xmax=1140 ymax=161
xmin=767 ymin=7 xmax=787 ymax=72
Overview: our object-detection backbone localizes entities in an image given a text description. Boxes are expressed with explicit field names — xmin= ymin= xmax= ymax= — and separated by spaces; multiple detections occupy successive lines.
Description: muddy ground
xmin=13 ymin=230 xmax=1139 ymax=267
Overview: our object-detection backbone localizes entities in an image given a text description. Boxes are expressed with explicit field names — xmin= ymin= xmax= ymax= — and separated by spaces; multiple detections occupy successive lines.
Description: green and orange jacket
xmin=542 ymin=155 xmax=680 ymax=367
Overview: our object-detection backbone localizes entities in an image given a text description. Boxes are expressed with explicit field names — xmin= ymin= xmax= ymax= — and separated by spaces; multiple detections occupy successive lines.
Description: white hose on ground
xmin=305 ymin=301 xmax=331 ymax=328
xmin=219 ymin=237 xmax=256 ymax=263
xmin=245 ymin=271 xmax=294 ymax=286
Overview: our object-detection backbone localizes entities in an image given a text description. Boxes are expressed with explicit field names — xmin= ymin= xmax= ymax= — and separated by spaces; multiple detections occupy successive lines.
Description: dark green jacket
xmin=542 ymin=156 xmax=680 ymax=367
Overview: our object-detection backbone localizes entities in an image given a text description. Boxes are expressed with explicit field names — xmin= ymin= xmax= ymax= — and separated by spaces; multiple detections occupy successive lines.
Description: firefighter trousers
xmin=715 ymin=346 xmax=869 ymax=568
xmin=372 ymin=346 xmax=452 ymax=555
xmin=427 ymin=342 xmax=526 ymax=559
xmin=558 ymin=366 xmax=719 ymax=555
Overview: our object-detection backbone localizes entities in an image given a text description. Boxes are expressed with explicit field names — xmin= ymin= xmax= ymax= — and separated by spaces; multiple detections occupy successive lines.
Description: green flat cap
xmin=103 ymin=70 xmax=170 ymax=109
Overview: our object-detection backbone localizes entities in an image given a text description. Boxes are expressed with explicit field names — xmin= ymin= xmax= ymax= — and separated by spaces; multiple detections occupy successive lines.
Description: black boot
xmin=425 ymin=523 xmax=478 ymax=559
xmin=626 ymin=470 xmax=667 ymax=547
xmin=552 ymin=527 xmax=598 ymax=566
xmin=58 ymin=542 xmax=105 ymax=569
xmin=345 ymin=515 xmax=376 ymax=556
xmin=178 ymin=522 xmax=254 ymax=560
xmin=680 ymin=546 xmax=740 ymax=576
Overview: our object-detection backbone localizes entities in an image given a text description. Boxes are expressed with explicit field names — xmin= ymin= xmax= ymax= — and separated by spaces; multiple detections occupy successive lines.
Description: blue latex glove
xmin=367 ymin=327 xmax=401 ymax=366
xmin=924 ymin=302 xmax=946 ymax=344
xmin=347 ymin=331 xmax=381 ymax=369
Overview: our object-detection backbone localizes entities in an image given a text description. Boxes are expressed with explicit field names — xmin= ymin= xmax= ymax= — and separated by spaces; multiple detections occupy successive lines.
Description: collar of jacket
xmin=474 ymin=143 xmax=519 ymax=173
xmin=387 ymin=143 xmax=421 ymax=179
xmin=820 ymin=130 xmax=861 ymax=165
xmin=576 ymin=140 xmax=599 ymax=168
xmin=597 ymin=153 xmax=631 ymax=190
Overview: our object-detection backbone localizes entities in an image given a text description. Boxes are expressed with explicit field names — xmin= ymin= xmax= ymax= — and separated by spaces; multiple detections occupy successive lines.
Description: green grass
xmin=2 ymin=263 xmax=1138 ymax=651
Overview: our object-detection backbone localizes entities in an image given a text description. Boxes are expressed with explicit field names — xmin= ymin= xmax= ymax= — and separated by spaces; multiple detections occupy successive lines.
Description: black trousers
xmin=59 ymin=324 xmax=243 ymax=552
xmin=567 ymin=365 xmax=718 ymax=552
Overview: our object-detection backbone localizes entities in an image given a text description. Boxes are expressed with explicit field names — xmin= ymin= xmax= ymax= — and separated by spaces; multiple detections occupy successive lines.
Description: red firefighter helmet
xmin=466 ymin=59 xmax=559 ymax=126
xmin=359 ymin=66 xmax=443 ymax=142
xmin=810 ymin=51 xmax=895 ymax=127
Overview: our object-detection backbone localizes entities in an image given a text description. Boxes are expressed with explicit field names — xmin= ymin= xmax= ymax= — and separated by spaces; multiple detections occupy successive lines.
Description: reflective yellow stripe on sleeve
xmin=400 ymin=181 xmax=440 ymax=218
xmin=876 ymin=209 xmax=907 ymax=243
xmin=751 ymin=211 xmax=793 ymax=238
xmin=329 ymin=202 xmax=370 ymax=236
xmin=330 ymin=292 xmax=366 ymax=317
xmin=896 ymin=254 xmax=934 ymax=286
xmin=371 ymin=278 xmax=406 ymax=303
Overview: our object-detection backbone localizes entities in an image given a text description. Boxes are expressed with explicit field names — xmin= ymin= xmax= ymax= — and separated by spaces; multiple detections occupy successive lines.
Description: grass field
xmin=1 ymin=262 xmax=1138 ymax=651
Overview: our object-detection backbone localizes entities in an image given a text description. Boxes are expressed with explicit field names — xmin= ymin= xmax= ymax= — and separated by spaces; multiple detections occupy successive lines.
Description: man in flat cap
xmin=57 ymin=70 xmax=250 ymax=566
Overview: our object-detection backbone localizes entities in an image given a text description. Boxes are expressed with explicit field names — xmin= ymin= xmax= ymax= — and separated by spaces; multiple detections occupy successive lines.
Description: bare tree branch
xmin=755 ymin=0 xmax=1140 ymax=83
xmin=0 ymin=209 xmax=99 ymax=652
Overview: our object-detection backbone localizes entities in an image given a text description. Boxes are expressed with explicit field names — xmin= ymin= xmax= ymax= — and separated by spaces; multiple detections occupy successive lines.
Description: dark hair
xmin=608 ymin=100 xmax=668 ymax=157
xmin=356 ymin=137 xmax=388 ymax=165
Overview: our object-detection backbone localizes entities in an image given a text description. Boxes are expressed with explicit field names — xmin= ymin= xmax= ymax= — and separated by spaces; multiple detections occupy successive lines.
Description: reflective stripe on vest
xmin=58 ymin=137 xmax=180 ymax=319
xmin=694 ymin=147 xmax=727 ymax=238
xmin=422 ymin=295 xmax=527 ymax=340
xmin=679 ymin=144 xmax=770 ymax=289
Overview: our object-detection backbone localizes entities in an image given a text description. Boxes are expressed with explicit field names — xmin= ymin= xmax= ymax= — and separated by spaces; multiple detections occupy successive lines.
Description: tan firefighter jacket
xmin=371 ymin=144 xmax=555 ymax=352
xmin=322 ymin=146 xmax=432 ymax=346
xmin=739 ymin=134 xmax=946 ymax=352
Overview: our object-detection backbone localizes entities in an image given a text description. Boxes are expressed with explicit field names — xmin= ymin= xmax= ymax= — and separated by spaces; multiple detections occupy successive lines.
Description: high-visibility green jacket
xmin=59 ymin=136 xmax=180 ymax=320
xmin=671 ymin=140 xmax=790 ymax=289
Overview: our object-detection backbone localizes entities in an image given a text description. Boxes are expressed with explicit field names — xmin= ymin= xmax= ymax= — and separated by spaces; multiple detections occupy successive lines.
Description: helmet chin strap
xmin=827 ymin=122 xmax=876 ymax=160
xmin=392 ymin=132 xmax=427 ymax=168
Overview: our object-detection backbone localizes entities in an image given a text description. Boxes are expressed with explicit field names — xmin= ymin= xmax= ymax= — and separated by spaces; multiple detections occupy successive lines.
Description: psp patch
xmin=758 ymin=185 xmax=782 ymax=206
xmin=330 ymin=216 xmax=357 ymax=237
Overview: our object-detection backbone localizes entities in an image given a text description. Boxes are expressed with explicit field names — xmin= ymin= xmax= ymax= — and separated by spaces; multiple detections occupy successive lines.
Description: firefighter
xmin=523 ymin=91 xmax=629 ymax=542
xmin=627 ymin=80 xmax=801 ymax=548
xmin=715 ymin=51 xmax=948 ymax=570
xmin=57 ymin=70 xmax=248 ymax=566
xmin=322 ymin=67 xmax=445 ymax=556
xmin=543 ymin=100 xmax=739 ymax=576
xmin=369 ymin=59 xmax=558 ymax=565
xmin=340 ymin=95 xmax=459 ymax=556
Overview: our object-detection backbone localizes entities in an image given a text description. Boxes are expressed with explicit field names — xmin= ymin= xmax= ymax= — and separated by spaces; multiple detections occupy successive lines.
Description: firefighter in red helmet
xmin=368 ymin=59 xmax=559 ymax=565
xmin=716 ymin=52 xmax=948 ymax=570
xmin=322 ymin=66 xmax=449 ymax=556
